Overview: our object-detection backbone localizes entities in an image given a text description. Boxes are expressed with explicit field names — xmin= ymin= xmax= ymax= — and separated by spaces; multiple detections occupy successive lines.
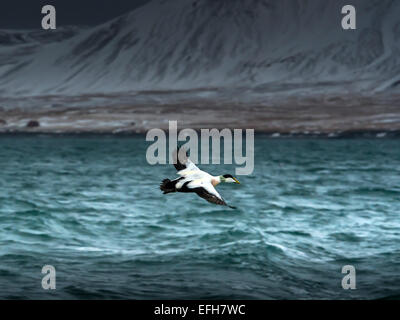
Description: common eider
xmin=160 ymin=147 xmax=240 ymax=209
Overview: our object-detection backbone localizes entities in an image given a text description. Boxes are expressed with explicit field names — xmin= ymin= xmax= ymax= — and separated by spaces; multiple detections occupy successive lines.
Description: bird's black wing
xmin=172 ymin=147 xmax=188 ymax=171
xmin=192 ymin=186 xmax=236 ymax=209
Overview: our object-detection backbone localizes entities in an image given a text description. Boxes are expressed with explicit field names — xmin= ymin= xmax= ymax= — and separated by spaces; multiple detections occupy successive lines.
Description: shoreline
xmin=1 ymin=130 xmax=399 ymax=139
xmin=1 ymin=92 xmax=399 ymax=137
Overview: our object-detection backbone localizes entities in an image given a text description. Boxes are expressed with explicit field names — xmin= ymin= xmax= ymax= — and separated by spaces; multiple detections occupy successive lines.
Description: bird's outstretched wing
xmin=172 ymin=147 xmax=199 ymax=172
xmin=190 ymin=181 xmax=236 ymax=209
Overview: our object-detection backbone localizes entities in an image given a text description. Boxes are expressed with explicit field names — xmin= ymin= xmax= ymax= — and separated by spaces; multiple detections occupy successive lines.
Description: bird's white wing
xmin=173 ymin=147 xmax=200 ymax=176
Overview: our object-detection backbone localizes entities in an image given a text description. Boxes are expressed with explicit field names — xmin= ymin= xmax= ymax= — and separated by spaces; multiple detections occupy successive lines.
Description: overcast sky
xmin=0 ymin=0 xmax=150 ymax=29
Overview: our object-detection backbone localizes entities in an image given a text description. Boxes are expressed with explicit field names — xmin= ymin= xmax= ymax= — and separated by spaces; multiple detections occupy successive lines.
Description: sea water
xmin=0 ymin=136 xmax=399 ymax=299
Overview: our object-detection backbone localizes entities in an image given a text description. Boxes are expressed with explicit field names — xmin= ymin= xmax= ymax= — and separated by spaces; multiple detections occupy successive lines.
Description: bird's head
xmin=220 ymin=174 xmax=240 ymax=184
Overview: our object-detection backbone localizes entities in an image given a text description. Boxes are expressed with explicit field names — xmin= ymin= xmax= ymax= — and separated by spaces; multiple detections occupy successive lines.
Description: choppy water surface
xmin=0 ymin=136 xmax=399 ymax=299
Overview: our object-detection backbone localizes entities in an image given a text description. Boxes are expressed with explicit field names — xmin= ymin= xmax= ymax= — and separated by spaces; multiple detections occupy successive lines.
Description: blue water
xmin=0 ymin=136 xmax=399 ymax=299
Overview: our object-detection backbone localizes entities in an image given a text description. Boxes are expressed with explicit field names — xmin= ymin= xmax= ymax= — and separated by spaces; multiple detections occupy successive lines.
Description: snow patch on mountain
xmin=0 ymin=0 xmax=399 ymax=98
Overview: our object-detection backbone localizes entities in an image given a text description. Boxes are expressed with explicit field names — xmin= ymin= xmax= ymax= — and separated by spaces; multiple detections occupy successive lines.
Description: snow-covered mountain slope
xmin=0 ymin=0 xmax=399 ymax=97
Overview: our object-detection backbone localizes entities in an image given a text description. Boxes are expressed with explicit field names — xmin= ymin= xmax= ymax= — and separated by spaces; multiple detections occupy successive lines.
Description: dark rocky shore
xmin=0 ymin=92 xmax=399 ymax=136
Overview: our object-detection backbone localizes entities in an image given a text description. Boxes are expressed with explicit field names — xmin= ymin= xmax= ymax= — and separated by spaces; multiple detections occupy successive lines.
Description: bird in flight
xmin=160 ymin=147 xmax=240 ymax=209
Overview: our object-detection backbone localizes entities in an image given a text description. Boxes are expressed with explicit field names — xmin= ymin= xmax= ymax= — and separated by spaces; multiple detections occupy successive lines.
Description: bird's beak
xmin=233 ymin=177 xmax=240 ymax=184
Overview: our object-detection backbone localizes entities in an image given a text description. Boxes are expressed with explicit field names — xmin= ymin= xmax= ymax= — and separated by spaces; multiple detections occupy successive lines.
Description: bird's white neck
xmin=211 ymin=176 xmax=221 ymax=187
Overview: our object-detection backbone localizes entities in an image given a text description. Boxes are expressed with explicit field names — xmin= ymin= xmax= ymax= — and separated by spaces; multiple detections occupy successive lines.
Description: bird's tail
xmin=160 ymin=179 xmax=177 ymax=194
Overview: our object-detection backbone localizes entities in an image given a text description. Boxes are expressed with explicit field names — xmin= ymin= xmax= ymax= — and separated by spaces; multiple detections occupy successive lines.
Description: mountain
xmin=0 ymin=0 xmax=399 ymax=97
xmin=0 ymin=26 xmax=82 ymax=46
